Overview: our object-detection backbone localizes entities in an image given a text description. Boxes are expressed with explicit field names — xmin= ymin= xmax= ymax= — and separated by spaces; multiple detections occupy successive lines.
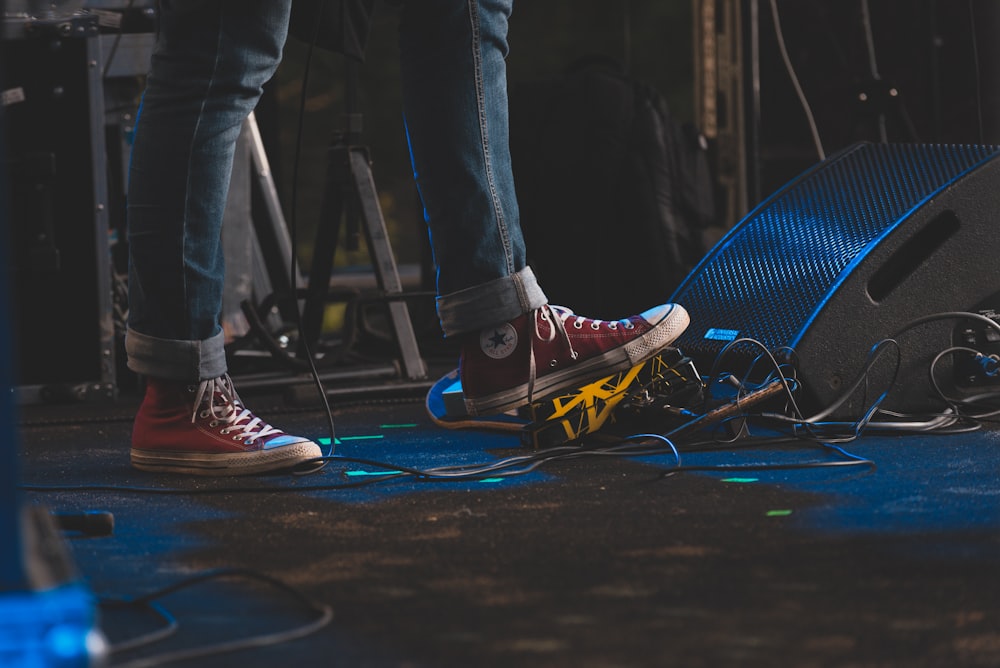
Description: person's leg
xmin=398 ymin=0 xmax=689 ymax=416
xmin=398 ymin=0 xmax=545 ymax=334
xmin=126 ymin=0 xmax=320 ymax=475
xmin=127 ymin=0 xmax=291 ymax=361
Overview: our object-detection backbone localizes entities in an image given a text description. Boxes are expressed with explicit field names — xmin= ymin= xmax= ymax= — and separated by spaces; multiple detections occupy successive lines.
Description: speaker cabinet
xmin=670 ymin=142 xmax=1000 ymax=418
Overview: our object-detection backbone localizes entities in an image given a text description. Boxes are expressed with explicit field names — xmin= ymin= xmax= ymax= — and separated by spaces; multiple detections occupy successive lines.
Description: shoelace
xmin=536 ymin=305 xmax=579 ymax=362
xmin=190 ymin=375 xmax=281 ymax=445
xmin=536 ymin=305 xmax=636 ymax=361
xmin=522 ymin=305 xmax=636 ymax=404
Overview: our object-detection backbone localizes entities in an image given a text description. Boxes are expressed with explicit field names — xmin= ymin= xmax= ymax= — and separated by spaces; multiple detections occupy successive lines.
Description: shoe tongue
xmin=205 ymin=379 xmax=238 ymax=409
xmin=547 ymin=305 xmax=573 ymax=317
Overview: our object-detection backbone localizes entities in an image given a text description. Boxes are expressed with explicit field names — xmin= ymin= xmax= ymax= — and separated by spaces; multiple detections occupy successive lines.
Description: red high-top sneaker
xmin=459 ymin=303 xmax=690 ymax=416
xmin=130 ymin=374 xmax=322 ymax=475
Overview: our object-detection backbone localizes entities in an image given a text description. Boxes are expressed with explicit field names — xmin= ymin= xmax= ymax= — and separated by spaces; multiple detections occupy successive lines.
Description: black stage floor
xmin=14 ymin=356 xmax=1000 ymax=668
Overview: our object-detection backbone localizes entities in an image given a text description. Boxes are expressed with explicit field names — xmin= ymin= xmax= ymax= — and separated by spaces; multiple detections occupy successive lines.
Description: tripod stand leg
xmin=348 ymin=149 xmax=427 ymax=380
xmin=246 ymin=112 xmax=304 ymax=301
xmin=298 ymin=143 xmax=347 ymax=358
xmin=297 ymin=140 xmax=427 ymax=381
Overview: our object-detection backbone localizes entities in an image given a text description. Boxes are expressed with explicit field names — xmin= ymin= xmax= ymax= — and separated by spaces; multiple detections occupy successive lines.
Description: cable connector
xmin=975 ymin=352 xmax=1000 ymax=377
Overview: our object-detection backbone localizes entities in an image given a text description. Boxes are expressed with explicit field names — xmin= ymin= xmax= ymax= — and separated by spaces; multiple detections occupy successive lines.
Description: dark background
xmin=270 ymin=0 xmax=1000 ymax=286
xmin=749 ymin=0 xmax=1000 ymax=207
xmin=269 ymin=1 xmax=696 ymax=278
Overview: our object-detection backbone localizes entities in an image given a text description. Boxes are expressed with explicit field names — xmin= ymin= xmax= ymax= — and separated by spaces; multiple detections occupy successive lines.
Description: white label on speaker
xmin=704 ymin=328 xmax=740 ymax=341
xmin=1 ymin=88 xmax=25 ymax=107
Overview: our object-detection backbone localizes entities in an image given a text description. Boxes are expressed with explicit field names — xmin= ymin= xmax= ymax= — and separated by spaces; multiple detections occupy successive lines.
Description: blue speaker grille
xmin=672 ymin=143 xmax=1000 ymax=357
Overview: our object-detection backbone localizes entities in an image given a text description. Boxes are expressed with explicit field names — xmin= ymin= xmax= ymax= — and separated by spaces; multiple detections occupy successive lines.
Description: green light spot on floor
xmin=319 ymin=435 xmax=384 ymax=445
xmin=766 ymin=509 xmax=793 ymax=517
xmin=722 ymin=477 xmax=759 ymax=483
xmin=345 ymin=470 xmax=403 ymax=477
xmin=479 ymin=477 xmax=504 ymax=483
xmin=381 ymin=423 xmax=417 ymax=429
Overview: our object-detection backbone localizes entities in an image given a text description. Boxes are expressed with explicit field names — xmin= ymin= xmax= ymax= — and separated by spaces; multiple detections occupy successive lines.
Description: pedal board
xmin=520 ymin=348 xmax=703 ymax=448
xmin=426 ymin=349 xmax=704 ymax=448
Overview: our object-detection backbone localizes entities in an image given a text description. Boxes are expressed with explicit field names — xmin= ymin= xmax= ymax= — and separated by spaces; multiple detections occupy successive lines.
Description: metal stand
xmin=297 ymin=60 xmax=427 ymax=381
xmin=220 ymin=111 xmax=304 ymax=339
xmin=4 ymin=12 xmax=117 ymax=404
xmin=246 ymin=110 xmax=306 ymax=320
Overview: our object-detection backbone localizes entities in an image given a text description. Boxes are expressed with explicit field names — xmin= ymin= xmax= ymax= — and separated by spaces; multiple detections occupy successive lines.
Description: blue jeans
xmin=126 ymin=0 xmax=546 ymax=381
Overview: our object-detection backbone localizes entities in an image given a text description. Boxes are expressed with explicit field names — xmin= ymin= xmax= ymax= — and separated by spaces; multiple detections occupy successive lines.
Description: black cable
xmin=657 ymin=443 xmax=875 ymax=478
xmin=801 ymin=338 xmax=899 ymax=426
xmin=768 ymin=0 xmax=825 ymax=160
xmin=103 ymin=600 xmax=178 ymax=654
xmin=101 ymin=568 xmax=333 ymax=668
xmin=758 ymin=310 xmax=1000 ymax=436
xmin=700 ymin=336 xmax=810 ymax=426
xmin=21 ymin=426 xmax=877 ymax=495
xmin=692 ymin=328 xmax=977 ymax=445
xmin=928 ymin=347 xmax=1000 ymax=420
xmin=890 ymin=310 xmax=1000 ymax=340
xmin=285 ymin=0 xmax=340 ymax=469
xmin=891 ymin=311 xmax=1000 ymax=421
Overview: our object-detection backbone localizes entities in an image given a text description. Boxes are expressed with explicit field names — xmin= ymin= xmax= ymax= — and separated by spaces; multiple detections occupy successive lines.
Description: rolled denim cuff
xmin=125 ymin=327 xmax=227 ymax=381
xmin=436 ymin=266 xmax=547 ymax=337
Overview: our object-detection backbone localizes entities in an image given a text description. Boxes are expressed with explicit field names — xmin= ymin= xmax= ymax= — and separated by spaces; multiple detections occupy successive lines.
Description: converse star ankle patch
xmin=480 ymin=324 xmax=517 ymax=359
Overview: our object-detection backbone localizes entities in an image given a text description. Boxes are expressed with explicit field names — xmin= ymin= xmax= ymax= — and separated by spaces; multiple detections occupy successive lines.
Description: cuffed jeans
xmin=126 ymin=0 xmax=545 ymax=381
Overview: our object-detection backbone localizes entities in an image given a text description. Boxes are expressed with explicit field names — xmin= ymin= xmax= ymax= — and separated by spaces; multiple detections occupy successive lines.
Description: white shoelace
xmin=536 ymin=305 xmax=635 ymax=362
xmin=190 ymin=375 xmax=281 ymax=445
xmin=536 ymin=305 xmax=579 ymax=362
xmin=521 ymin=305 xmax=634 ymax=404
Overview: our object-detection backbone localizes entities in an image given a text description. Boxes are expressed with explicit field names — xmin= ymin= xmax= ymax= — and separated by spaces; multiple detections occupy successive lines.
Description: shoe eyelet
xmin=573 ymin=320 xmax=583 ymax=329
xmin=624 ymin=322 xmax=635 ymax=330
xmin=608 ymin=322 xmax=619 ymax=330
xmin=570 ymin=351 xmax=579 ymax=360
xmin=232 ymin=435 xmax=243 ymax=441
xmin=590 ymin=322 xmax=601 ymax=330
xmin=209 ymin=420 xmax=219 ymax=427
xmin=199 ymin=410 xmax=210 ymax=419
xmin=549 ymin=359 xmax=558 ymax=367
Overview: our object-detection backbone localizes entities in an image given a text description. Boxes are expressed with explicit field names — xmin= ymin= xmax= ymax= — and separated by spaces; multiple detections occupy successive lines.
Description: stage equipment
xmin=427 ymin=348 xmax=704 ymax=449
xmin=0 ymin=506 xmax=109 ymax=666
xmin=670 ymin=142 xmax=1000 ymax=419
xmin=695 ymin=1 xmax=1000 ymax=230
xmin=3 ymin=11 xmax=116 ymax=403
xmin=295 ymin=59 xmax=427 ymax=382
xmin=2 ymin=9 xmax=107 ymax=662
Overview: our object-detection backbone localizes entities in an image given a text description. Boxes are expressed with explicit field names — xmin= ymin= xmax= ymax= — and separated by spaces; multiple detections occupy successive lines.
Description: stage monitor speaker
xmin=669 ymin=142 xmax=1000 ymax=419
